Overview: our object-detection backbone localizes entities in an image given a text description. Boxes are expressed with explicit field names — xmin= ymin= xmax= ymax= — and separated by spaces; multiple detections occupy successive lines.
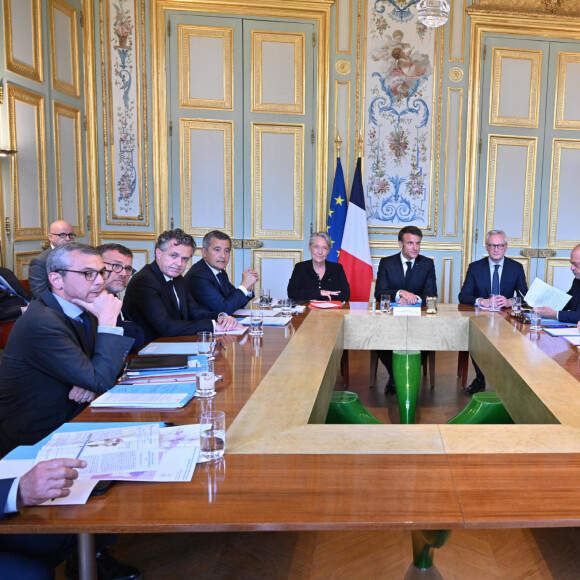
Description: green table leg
xmin=325 ymin=391 xmax=382 ymax=424
xmin=412 ymin=529 xmax=451 ymax=570
xmin=447 ymin=392 xmax=514 ymax=424
xmin=392 ymin=350 xmax=422 ymax=424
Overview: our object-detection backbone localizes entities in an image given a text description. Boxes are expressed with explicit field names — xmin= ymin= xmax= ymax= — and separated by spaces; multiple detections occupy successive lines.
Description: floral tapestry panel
xmin=364 ymin=1 xmax=435 ymax=228
xmin=108 ymin=0 xmax=142 ymax=219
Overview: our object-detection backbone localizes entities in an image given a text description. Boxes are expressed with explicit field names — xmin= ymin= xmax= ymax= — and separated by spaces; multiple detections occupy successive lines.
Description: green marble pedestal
xmin=392 ymin=350 xmax=422 ymax=424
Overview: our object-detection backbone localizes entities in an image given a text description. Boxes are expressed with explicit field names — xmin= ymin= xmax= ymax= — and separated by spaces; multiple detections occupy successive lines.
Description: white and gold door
xmin=167 ymin=12 xmax=316 ymax=300
xmin=474 ymin=36 xmax=580 ymax=293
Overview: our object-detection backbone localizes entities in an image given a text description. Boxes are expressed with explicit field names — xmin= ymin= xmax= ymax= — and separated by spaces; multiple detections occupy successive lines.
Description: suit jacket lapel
xmin=174 ymin=277 xmax=189 ymax=320
xmin=150 ymin=262 xmax=180 ymax=318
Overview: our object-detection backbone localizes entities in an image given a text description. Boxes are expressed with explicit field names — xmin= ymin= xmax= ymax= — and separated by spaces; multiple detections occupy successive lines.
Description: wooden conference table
xmin=2 ymin=304 xmax=580 ymax=578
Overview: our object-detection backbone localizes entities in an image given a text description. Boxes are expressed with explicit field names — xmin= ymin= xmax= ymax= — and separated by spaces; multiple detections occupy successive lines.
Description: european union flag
xmin=327 ymin=158 xmax=347 ymax=262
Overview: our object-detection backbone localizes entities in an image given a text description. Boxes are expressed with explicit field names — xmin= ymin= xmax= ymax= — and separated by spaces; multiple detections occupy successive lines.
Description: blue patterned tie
xmin=492 ymin=264 xmax=500 ymax=295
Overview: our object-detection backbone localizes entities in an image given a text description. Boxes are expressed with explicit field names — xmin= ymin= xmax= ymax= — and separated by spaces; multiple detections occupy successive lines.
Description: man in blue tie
xmin=185 ymin=230 xmax=259 ymax=314
xmin=374 ymin=226 xmax=437 ymax=394
xmin=459 ymin=229 xmax=528 ymax=394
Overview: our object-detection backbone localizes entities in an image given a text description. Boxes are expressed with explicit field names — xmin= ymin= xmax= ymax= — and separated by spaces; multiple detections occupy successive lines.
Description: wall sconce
xmin=417 ymin=0 xmax=450 ymax=28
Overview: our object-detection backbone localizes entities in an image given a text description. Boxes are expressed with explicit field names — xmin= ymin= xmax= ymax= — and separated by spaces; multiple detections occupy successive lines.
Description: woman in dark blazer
xmin=287 ymin=232 xmax=350 ymax=302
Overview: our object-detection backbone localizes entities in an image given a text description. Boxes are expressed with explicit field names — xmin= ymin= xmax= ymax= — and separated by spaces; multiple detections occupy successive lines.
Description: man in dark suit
xmin=184 ymin=230 xmax=259 ymax=314
xmin=459 ymin=229 xmax=528 ymax=395
xmin=28 ymin=220 xmax=76 ymax=296
xmin=123 ymin=229 xmax=241 ymax=343
xmin=374 ymin=226 xmax=437 ymax=394
xmin=0 ymin=243 xmax=134 ymax=456
xmin=97 ymin=243 xmax=146 ymax=349
xmin=536 ymin=244 xmax=580 ymax=324
xmin=0 ymin=267 xmax=30 ymax=321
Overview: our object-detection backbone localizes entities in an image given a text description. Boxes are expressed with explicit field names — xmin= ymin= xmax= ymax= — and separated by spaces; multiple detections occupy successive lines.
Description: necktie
xmin=404 ymin=261 xmax=412 ymax=285
xmin=217 ymin=270 xmax=230 ymax=296
xmin=77 ymin=312 xmax=94 ymax=352
xmin=167 ymin=279 xmax=182 ymax=318
xmin=492 ymin=264 xmax=500 ymax=295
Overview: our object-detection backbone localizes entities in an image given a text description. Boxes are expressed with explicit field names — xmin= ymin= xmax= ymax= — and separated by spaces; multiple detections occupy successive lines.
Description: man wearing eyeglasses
xmin=28 ymin=220 xmax=76 ymax=296
xmin=459 ymin=229 xmax=528 ymax=395
xmin=97 ymin=243 xmax=146 ymax=349
xmin=0 ymin=243 xmax=134 ymax=455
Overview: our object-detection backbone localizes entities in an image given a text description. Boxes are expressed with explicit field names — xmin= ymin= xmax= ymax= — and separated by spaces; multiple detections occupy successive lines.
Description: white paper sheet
xmin=139 ymin=342 xmax=200 ymax=355
xmin=524 ymin=278 xmax=572 ymax=310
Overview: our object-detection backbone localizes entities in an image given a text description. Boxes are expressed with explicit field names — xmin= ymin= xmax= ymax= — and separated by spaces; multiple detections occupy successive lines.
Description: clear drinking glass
xmin=530 ymin=307 xmax=542 ymax=331
xmin=249 ymin=310 xmax=264 ymax=336
xmin=197 ymin=331 xmax=213 ymax=355
xmin=511 ymin=296 xmax=522 ymax=315
xmin=280 ymin=298 xmax=293 ymax=316
xmin=489 ymin=294 xmax=500 ymax=312
xmin=200 ymin=411 xmax=225 ymax=461
xmin=380 ymin=294 xmax=391 ymax=314
xmin=196 ymin=359 xmax=216 ymax=398
xmin=259 ymin=288 xmax=270 ymax=308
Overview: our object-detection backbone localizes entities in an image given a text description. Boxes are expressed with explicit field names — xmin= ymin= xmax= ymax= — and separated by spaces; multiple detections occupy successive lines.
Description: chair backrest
xmin=0 ymin=320 xmax=16 ymax=350
xmin=20 ymin=279 xmax=30 ymax=293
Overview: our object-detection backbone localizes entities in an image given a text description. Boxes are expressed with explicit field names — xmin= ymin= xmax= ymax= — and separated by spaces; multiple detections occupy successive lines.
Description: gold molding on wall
xmin=14 ymin=251 xmax=42 ymax=279
xmin=3 ymin=0 xmax=43 ymax=83
xmin=151 ymin=0 xmax=332 ymax=237
xmin=179 ymin=24 xmax=233 ymax=110
xmin=334 ymin=0 xmax=352 ymax=55
xmin=443 ymin=87 xmax=463 ymax=238
xmin=545 ymin=257 xmax=571 ymax=286
xmin=49 ymin=0 xmax=80 ymax=98
xmin=8 ymin=84 xmax=48 ymax=241
xmin=99 ymin=231 xmax=157 ymax=241
xmin=252 ymin=248 xmax=302 ymax=298
xmin=180 ymin=118 xmax=233 ymax=238
xmin=555 ymin=52 xmax=580 ymax=130
xmin=252 ymin=30 xmax=305 ymax=115
xmin=462 ymin=6 xmax=580 ymax=277
xmin=53 ymin=101 xmax=85 ymax=236
xmin=490 ymin=47 xmax=541 ymax=128
xmin=251 ymin=122 xmax=304 ymax=240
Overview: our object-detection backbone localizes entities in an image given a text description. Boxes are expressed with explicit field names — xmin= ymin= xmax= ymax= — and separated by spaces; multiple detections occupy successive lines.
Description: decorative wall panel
xmin=179 ymin=25 xmax=233 ymax=110
xmin=555 ymin=53 xmax=580 ymax=130
xmin=443 ymin=87 xmax=462 ymax=237
xmin=253 ymin=249 xmax=302 ymax=301
xmin=49 ymin=0 xmax=79 ymax=97
xmin=8 ymin=85 xmax=47 ymax=240
xmin=181 ymin=119 xmax=233 ymax=237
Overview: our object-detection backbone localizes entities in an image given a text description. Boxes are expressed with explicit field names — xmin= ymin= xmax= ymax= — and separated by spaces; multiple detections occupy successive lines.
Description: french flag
xmin=338 ymin=158 xmax=373 ymax=301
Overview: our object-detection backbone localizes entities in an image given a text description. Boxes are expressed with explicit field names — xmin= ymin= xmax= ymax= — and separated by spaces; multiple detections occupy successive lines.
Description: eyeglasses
xmin=57 ymin=268 xmax=110 ymax=281
xmin=50 ymin=232 xmax=76 ymax=239
xmin=103 ymin=262 xmax=137 ymax=276
xmin=487 ymin=244 xmax=506 ymax=250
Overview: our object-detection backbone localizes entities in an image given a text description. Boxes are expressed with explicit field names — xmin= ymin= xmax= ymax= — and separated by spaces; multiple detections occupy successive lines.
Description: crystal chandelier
xmin=417 ymin=0 xmax=450 ymax=28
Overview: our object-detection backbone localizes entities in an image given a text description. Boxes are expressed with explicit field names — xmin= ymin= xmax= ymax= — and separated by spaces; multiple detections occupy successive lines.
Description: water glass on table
xmin=197 ymin=331 xmax=213 ymax=356
xmin=249 ymin=310 xmax=264 ymax=336
xmin=511 ymin=296 xmax=522 ymax=315
xmin=530 ymin=307 xmax=542 ymax=331
xmin=489 ymin=294 xmax=500 ymax=311
xmin=200 ymin=410 xmax=226 ymax=461
xmin=380 ymin=294 xmax=391 ymax=314
xmin=280 ymin=298 xmax=293 ymax=316
xmin=196 ymin=358 xmax=216 ymax=398
xmin=260 ymin=288 xmax=271 ymax=308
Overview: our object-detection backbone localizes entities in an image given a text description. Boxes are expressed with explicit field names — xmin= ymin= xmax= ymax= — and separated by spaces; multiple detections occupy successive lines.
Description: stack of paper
xmin=392 ymin=303 xmax=421 ymax=316
xmin=119 ymin=354 xmax=208 ymax=384
xmin=309 ymin=300 xmax=342 ymax=309
xmin=238 ymin=316 xmax=293 ymax=326
xmin=91 ymin=382 xmax=197 ymax=408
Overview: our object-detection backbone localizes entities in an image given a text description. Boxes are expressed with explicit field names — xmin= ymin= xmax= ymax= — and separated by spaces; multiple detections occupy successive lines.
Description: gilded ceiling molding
xmin=473 ymin=0 xmax=579 ymax=17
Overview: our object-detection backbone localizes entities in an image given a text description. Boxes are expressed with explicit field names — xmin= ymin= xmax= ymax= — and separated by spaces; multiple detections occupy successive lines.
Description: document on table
xmin=139 ymin=342 xmax=200 ymax=355
xmin=392 ymin=304 xmax=421 ymax=316
xmin=542 ymin=327 xmax=580 ymax=337
xmin=239 ymin=316 xmax=293 ymax=326
xmin=0 ymin=459 xmax=97 ymax=505
xmin=233 ymin=308 xmax=279 ymax=316
xmin=253 ymin=298 xmax=279 ymax=306
xmin=564 ymin=336 xmax=580 ymax=346
xmin=35 ymin=424 xmax=160 ymax=479
xmin=90 ymin=382 xmax=197 ymax=408
xmin=524 ymin=278 xmax=572 ymax=310
xmin=213 ymin=327 xmax=248 ymax=335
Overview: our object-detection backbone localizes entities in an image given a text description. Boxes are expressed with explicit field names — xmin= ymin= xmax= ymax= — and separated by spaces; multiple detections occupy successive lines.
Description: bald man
xmin=28 ymin=220 xmax=76 ymax=296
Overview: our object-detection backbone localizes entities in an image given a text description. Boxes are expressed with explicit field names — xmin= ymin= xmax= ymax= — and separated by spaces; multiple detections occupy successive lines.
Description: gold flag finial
xmin=334 ymin=133 xmax=342 ymax=157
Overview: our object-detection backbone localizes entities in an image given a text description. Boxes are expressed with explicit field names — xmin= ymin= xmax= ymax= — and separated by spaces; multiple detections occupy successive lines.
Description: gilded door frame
xmin=151 ymin=0 xmax=334 ymax=237
xmin=463 ymin=3 xmax=580 ymax=276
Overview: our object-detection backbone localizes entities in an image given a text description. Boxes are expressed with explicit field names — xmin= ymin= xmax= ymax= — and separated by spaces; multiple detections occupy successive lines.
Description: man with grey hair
xmin=184 ymin=230 xmax=259 ymax=314
xmin=28 ymin=219 xmax=76 ymax=296
xmin=459 ymin=229 xmax=528 ymax=394
xmin=124 ymin=228 xmax=241 ymax=342
xmin=0 ymin=242 xmax=134 ymax=453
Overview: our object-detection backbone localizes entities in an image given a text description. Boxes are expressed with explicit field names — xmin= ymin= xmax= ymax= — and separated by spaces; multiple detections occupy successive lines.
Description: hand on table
xmin=216 ymin=314 xmax=243 ymax=332
xmin=69 ymin=386 xmax=96 ymax=404
xmin=398 ymin=290 xmax=418 ymax=305
xmin=535 ymin=306 xmax=557 ymax=319
xmin=479 ymin=295 xmax=510 ymax=309
xmin=17 ymin=458 xmax=86 ymax=507
xmin=320 ymin=290 xmax=340 ymax=300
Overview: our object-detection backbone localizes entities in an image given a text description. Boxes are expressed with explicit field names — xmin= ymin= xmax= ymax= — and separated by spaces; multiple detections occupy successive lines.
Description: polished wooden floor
xmin=55 ymin=350 xmax=580 ymax=579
